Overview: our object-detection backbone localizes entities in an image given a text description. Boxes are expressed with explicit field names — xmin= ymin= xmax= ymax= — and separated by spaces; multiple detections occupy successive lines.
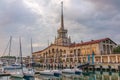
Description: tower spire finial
xmin=61 ymin=1 xmax=64 ymax=29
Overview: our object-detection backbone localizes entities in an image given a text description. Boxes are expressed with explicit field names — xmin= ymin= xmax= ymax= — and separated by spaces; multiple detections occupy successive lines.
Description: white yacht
xmin=62 ymin=68 xmax=82 ymax=74
xmin=39 ymin=70 xmax=54 ymax=76
xmin=24 ymin=68 xmax=34 ymax=77
xmin=11 ymin=71 xmax=24 ymax=78
xmin=0 ymin=61 xmax=5 ymax=75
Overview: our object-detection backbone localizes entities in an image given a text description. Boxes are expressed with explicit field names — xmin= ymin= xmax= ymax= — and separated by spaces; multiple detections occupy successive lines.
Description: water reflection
xmin=0 ymin=76 xmax=9 ymax=80
xmin=36 ymin=72 xmax=120 ymax=80
xmin=35 ymin=75 xmax=61 ymax=80
xmin=10 ymin=77 xmax=25 ymax=80
xmin=10 ymin=76 xmax=35 ymax=80
xmin=0 ymin=72 xmax=120 ymax=80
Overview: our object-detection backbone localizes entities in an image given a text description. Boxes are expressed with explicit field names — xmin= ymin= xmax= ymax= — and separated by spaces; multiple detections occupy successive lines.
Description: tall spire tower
xmin=61 ymin=1 xmax=64 ymax=29
xmin=54 ymin=2 xmax=71 ymax=46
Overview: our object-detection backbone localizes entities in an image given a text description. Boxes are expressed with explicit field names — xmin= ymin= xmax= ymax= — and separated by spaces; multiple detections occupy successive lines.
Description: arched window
xmin=78 ymin=49 xmax=81 ymax=56
xmin=103 ymin=45 xmax=106 ymax=54
xmin=56 ymin=49 xmax=58 ymax=53
xmin=64 ymin=50 xmax=66 ymax=54
xmin=49 ymin=50 xmax=51 ymax=54
xmin=52 ymin=48 xmax=55 ymax=53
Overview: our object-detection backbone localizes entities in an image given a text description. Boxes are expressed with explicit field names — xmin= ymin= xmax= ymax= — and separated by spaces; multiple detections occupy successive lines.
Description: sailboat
xmin=23 ymin=38 xmax=35 ymax=78
xmin=0 ymin=61 xmax=5 ymax=75
xmin=39 ymin=56 xmax=62 ymax=76
xmin=39 ymin=45 xmax=61 ymax=76
xmin=39 ymin=40 xmax=57 ymax=76
xmin=62 ymin=67 xmax=82 ymax=74
xmin=62 ymin=42 xmax=82 ymax=74
xmin=3 ymin=36 xmax=22 ymax=70
xmin=51 ymin=43 xmax=62 ymax=76
xmin=11 ymin=37 xmax=24 ymax=78
xmin=62 ymin=53 xmax=82 ymax=74
xmin=39 ymin=50 xmax=54 ymax=76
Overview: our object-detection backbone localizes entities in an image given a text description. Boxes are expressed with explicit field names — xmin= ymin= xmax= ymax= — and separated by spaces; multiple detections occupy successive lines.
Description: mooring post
xmin=86 ymin=66 xmax=88 ymax=72
xmin=118 ymin=65 xmax=120 ymax=72
xmin=100 ymin=65 xmax=103 ymax=72
xmin=100 ymin=71 xmax=103 ymax=75
xmin=93 ymin=65 xmax=95 ymax=73
xmin=108 ymin=65 xmax=111 ymax=72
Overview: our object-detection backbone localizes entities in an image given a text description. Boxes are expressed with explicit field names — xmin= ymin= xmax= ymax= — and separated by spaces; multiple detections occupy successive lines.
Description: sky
xmin=0 ymin=0 xmax=120 ymax=57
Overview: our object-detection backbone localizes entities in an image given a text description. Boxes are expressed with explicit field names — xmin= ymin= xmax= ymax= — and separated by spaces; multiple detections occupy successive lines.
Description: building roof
xmin=70 ymin=38 xmax=117 ymax=47
xmin=32 ymin=44 xmax=68 ymax=54
xmin=32 ymin=51 xmax=42 ymax=54
xmin=32 ymin=37 xmax=117 ymax=54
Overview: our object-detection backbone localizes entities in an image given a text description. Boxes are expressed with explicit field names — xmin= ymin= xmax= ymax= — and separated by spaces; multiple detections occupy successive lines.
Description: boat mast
xmin=8 ymin=36 xmax=12 ymax=56
xmin=19 ymin=37 xmax=23 ymax=73
xmin=48 ymin=40 xmax=50 ymax=70
xmin=31 ymin=38 xmax=34 ymax=71
xmin=8 ymin=36 xmax=12 ymax=65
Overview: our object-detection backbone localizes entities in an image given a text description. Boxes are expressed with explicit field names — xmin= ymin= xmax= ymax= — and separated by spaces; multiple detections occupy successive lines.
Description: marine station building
xmin=32 ymin=2 xmax=119 ymax=67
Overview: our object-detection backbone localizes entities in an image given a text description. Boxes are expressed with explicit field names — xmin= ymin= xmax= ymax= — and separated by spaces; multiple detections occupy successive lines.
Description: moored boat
xmin=10 ymin=38 xmax=24 ymax=78
xmin=52 ymin=69 xmax=62 ymax=76
xmin=23 ymin=39 xmax=35 ymax=78
xmin=11 ymin=71 xmax=24 ymax=78
xmin=62 ymin=68 xmax=82 ymax=74
xmin=24 ymin=68 xmax=34 ymax=77
xmin=39 ymin=70 xmax=54 ymax=76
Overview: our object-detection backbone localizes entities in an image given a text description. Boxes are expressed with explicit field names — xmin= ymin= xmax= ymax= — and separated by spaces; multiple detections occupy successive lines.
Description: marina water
xmin=0 ymin=71 xmax=120 ymax=80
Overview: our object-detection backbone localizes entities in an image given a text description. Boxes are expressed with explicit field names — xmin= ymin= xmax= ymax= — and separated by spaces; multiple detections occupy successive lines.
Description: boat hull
xmin=39 ymin=70 xmax=54 ymax=76
xmin=62 ymin=69 xmax=82 ymax=74
xmin=23 ymin=72 xmax=34 ymax=77
xmin=52 ymin=70 xmax=62 ymax=77
xmin=4 ymin=66 xmax=22 ymax=70
xmin=62 ymin=69 xmax=75 ymax=74
xmin=10 ymin=71 xmax=24 ymax=78
xmin=11 ymin=74 xmax=24 ymax=78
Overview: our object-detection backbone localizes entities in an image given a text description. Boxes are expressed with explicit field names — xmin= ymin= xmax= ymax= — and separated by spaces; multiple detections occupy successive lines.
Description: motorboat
xmin=39 ymin=70 xmax=54 ymax=76
xmin=11 ymin=71 xmax=24 ymax=78
xmin=52 ymin=69 xmax=62 ymax=76
xmin=24 ymin=68 xmax=34 ymax=77
xmin=39 ymin=69 xmax=62 ymax=77
xmin=3 ymin=65 xmax=21 ymax=70
xmin=62 ymin=68 xmax=82 ymax=74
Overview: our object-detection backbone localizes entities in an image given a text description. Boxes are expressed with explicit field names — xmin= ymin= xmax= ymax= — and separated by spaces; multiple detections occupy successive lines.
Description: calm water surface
xmin=0 ymin=71 xmax=120 ymax=80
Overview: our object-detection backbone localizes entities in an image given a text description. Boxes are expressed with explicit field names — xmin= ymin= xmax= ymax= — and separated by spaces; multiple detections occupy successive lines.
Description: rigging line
xmin=31 ymin=38 xmax=33 ymax=64
xmin=31 ymin=38 xmax=34 ymax=71
xmin=31 ymin=38 xmax=33 ymax=58
xmin=2 ymin=36 xmax=12 ymax=56
xmin=2 ymin=39 xmax=10 ymax=56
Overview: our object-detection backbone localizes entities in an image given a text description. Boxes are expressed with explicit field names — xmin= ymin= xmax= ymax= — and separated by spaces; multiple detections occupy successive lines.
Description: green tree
xmin=113 ymin=46 xmax=120 ymax=53
xmin=1 ymin=56 xmax=16 ymax=59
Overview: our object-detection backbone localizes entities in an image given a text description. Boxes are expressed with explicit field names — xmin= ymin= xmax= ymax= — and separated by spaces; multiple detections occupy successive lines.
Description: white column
xmin=101 ymin=56 xmax=102 ymax=63
xmin=102 ymin=74 xmax=104 ymax=80
xmin=108 ymin=55 xmax=110 ymax=63
xmin=81 ymin=56 xmax=83 ymax=63
xmin=118 ymin=75 xmax=119 ymax=80
xmin=116 ymin=55 xmax=118 ymax=63
xmin=109 ymin=76 xmax=111 ymax=80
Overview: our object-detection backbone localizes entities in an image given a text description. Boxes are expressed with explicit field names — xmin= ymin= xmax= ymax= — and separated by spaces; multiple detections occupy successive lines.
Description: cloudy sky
xmin=0 ymin=0 xmax=120 ymax=56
